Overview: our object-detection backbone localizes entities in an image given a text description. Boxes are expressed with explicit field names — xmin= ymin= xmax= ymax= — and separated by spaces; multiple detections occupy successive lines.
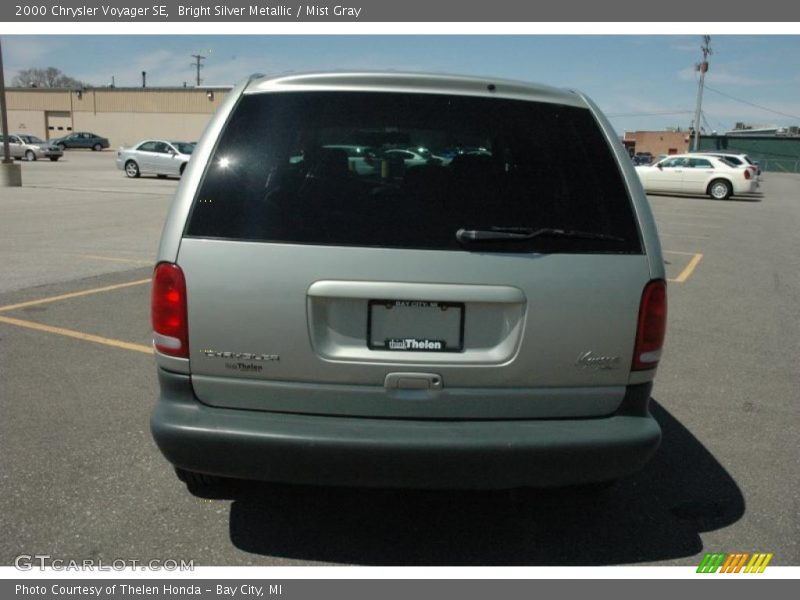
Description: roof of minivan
xmin=245 ymin=71 xmax=587 ymax=108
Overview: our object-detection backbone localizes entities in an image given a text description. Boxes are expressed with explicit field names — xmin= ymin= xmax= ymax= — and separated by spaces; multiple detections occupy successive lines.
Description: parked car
xmin=321 ymin=144 xmax=381 ymax=175
xmin=150 ymin=72 xmax=667 ymax=491
xmin=635 ymin=153 xmax=758 ymax=200
xmin=116 ymin=140 xmax=195 ymax=178
xmin=632 ymin=152 xmax=653 ymax=166
xmin=0 ymin=133 xmax=63 ymax=161
xmin=382 ymin=147 xmax=450 ymax=167
xmin=50 ymin=131 xmax=109 ymax=151
xmin=696 ymin=152 xmax=761 ymax=178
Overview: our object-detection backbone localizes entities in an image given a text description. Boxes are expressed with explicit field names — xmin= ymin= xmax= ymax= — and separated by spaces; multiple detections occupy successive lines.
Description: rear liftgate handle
xmin=384 ymin=372 xmax=443 ymax=390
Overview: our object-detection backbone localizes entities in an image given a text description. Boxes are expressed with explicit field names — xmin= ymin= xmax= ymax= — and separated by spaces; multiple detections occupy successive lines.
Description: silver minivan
xmin=150 ymin=72 xmax=667 ymax=490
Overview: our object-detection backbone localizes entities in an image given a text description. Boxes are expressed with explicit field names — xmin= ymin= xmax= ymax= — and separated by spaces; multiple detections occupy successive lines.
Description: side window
xmin=688 ymin=158 xmax=712 ymax=168
xmin=153 ymin=142 xmax=170 ymax=154
xmin=138 ymin=141 xmax=158 ymax=152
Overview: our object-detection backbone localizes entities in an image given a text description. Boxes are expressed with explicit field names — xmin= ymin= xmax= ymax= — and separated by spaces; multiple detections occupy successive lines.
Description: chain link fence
xmin=757 ymin=159 xmax=800 ymax=174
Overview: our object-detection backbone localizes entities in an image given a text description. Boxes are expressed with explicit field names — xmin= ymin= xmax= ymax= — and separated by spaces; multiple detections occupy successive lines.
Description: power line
xmin=704 ymin=84 xmax=800 ymax=121
xmin=607 ymin=110 xmax=693 ymax=118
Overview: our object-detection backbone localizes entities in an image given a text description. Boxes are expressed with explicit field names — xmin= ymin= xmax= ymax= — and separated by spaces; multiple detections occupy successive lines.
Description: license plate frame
xmin=367 ymin=299 xmax=465 ymax=352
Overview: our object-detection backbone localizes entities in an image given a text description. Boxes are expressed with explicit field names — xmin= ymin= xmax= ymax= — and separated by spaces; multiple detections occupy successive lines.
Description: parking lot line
xmin=0 ymin=315 xmax=153 ymax=354
xmin=659 ymin=233 xmax=711 ymax=240
xmin=657 ymin=222 xmax=722 ymax=229
xmin=651 ymin=211 xmax=721 ymax=219
xmin=0 ymin=279 xmax=150 ymax=313
xmin=77 ymin=254 xmax=153 ymax=265
xmin=666 ymin=252 xmax=704 ymax=284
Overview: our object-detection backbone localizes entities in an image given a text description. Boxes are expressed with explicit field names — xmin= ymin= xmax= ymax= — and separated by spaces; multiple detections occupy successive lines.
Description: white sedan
xmin=635 ymin=154 xmax=758 ymax=200
xmin=116 ymin=140 xmax=195 ymax=178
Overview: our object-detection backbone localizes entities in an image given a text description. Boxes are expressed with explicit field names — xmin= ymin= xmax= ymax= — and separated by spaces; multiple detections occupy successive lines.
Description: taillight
xmin=744 ymin=169 xmax=751 ymax=180
xmin=632 ymin=280 xmax=667 ymax=371
xmin=151 ymin=262 xmax=188 ymax=357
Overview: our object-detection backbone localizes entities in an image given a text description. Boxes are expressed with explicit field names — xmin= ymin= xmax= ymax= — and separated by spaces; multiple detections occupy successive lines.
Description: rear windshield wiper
xmin=456 ymin=227 xmax=626 ymax=244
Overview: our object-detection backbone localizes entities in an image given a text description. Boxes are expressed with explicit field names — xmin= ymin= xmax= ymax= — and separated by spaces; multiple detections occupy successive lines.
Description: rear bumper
xmin=151 ymin=369 xmax=661 ymax=490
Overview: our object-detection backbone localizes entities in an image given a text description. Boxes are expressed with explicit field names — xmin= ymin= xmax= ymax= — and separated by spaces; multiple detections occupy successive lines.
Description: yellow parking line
xmin=669 ymin=253 xmax=704 ymax=283
xmin=657 ymin=222 xmax=722 ymax=229
xmin=652 ymin=212 xmax=721 ymax=219
xmin=663 ymin=250 xmax=698 ymax=256
xmin=77 ymin=254 xmax=153 ymax=265
xmin=659 ymin=233 xmax=711 ymax=240
xmin=0 ymin=315 xmax=153 ymax=354
xmin=0 ymin=279 xmax=150 ymax=313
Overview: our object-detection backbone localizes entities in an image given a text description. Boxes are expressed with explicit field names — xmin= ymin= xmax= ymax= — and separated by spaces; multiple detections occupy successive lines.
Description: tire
xmin=124 ymin=160 xmax=140 ymax=178
xmin=57 ymin=143 xmax=66 ymax=151
xmin=174 ymin=467 xmax=227 ymax=488
xmin=25 ymin=150 xmax=36 ymax=161
xmin=92 ymin=143 xmax=102 ymax=151
xmin=708 ymin=179 xmax=732 ymax=200
xmin=49 ymin=156 xmax=59 ymax=162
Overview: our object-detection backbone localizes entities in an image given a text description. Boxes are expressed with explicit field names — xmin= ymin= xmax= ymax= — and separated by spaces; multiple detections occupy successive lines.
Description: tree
xmin=11 ymin=67 xmax=87 ymax=88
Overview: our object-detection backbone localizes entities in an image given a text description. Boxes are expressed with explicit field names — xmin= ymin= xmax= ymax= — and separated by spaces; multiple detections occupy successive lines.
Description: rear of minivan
xmin=150 ymin=72 xmax=666 ymax=490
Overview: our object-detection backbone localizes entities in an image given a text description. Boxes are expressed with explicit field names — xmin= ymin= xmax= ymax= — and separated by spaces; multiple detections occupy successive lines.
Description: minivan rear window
xmin=186 ymin=91 xmax=642 ymax=254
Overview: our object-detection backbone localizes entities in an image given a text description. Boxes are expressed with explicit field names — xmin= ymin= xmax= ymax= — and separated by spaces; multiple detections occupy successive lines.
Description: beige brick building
xmin=5 ymin=87 xmax=232 ymax=148
xmin=623 ymin=130 xmax=690 ymax=158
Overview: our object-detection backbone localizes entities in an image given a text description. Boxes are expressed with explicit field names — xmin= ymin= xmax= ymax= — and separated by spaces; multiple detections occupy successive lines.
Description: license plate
xmin=367 ymin=300 xmax=464 ymax=352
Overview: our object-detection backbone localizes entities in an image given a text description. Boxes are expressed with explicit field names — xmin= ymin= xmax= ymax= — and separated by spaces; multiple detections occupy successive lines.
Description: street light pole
xmin=692 ymin=35 xmax=712 ymax=152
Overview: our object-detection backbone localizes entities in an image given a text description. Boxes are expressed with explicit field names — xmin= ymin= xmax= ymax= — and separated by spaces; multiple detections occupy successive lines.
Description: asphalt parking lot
xmin=1 ymin=151 xmax=798 ymax=566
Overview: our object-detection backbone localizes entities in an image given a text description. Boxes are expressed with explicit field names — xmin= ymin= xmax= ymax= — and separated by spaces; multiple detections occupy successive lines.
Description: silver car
xmin=116 ymin=140 xmax=195 ymax=178
xmin=150 ymin=72 xmax=667 ymax=490
xmin=0 ymin=133 xmax=63 ymax=161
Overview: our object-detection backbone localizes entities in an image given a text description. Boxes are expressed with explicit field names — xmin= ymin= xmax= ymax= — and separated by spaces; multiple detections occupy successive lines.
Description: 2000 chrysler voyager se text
xmin=150 ymin=72 xmax=668 ymax=490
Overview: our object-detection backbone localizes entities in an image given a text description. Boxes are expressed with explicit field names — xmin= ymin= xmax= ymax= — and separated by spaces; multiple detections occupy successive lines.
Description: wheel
xmin=49 ymin=156 xmax=59 ymax=162
xmin=25 ymin=150 xmax=36 ymax=161
xmin=174 ymin=467 xmax=227 ymax=488
xmin=57 ymin=143 xmax=66 ymax=151
xmin=708 ymin=179 xmax=732 ymax=200
xmin=124 ymin=160 xmax=140 ymax=178
xmin=92 ymin=143 xmax=102 ymax=151
xmin=179 ymin=163 xmax=187 ymax=176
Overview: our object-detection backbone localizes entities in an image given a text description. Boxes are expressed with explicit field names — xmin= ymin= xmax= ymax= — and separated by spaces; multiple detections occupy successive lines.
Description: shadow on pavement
xmin=186 ymin=400 xmax=744 ymax=565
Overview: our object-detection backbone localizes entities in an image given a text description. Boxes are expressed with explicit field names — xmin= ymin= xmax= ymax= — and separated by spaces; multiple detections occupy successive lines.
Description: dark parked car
xmin=50 ymin=132 xmax=110 ymax=151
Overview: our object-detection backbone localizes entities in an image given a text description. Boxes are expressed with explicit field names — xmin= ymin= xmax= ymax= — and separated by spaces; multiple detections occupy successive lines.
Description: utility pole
xmin=0 ymin=36 xmax=23 ymax=186
xmin=692 ymin=35 xmax=712 ymax=152
xmin=0 ymin=38 xmax=11 ymax=164
xmin=190 ymin=50 xmax=211 ymax=86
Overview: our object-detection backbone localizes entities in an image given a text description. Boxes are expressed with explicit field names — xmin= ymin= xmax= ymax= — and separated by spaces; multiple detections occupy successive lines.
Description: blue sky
xmin=4 ymin=35 xmax=799 ymax=133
